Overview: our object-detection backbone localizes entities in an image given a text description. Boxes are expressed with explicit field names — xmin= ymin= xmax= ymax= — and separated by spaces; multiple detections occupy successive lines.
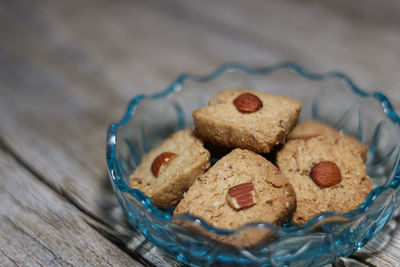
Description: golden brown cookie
xmin=289 ymin=120 xmax=368 ymax=162
xmin=174 ymin=149 xmax=296 ymax=230
xmin=130 ymin=129 xmax=210 ymax=208
xmin=193 ymin=89 xmax=302 ymax=153
xmin=276 ymin=135 xmax=373 ymax=225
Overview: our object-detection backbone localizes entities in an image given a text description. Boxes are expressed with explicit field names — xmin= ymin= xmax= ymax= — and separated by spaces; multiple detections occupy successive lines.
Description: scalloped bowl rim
xmin=106 ymin=61 xmax=400 ymax=236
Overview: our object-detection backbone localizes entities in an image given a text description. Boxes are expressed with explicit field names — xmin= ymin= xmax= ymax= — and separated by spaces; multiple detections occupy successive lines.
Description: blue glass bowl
xmin=106 ymin=62 xmax=400 ymax=266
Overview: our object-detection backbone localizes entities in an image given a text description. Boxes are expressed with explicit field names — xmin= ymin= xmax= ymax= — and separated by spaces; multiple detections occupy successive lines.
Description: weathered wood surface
xmin=0 ymin=147 xmax=140 ymax=266
xmin=0 ymin=0 xmax=399 ymax=266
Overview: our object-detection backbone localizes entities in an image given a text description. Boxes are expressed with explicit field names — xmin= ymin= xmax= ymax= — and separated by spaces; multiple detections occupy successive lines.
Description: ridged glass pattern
xmin=106 ymin=62 xmax=400 ymax=267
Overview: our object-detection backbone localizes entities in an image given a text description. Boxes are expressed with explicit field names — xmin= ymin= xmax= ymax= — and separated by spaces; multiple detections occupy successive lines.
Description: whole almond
xmin=226 ymin=182 xmax=256 ymax=210
xmin=310 ymin=161 xmax=342 ymax=187
xmin=233 ymin=93 xmax=263 ymax=113
xmin=151 ymin=152 xmax=177 ymax=177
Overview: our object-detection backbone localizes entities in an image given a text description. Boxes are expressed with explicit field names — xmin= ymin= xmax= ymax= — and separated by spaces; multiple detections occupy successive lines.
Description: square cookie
xmin=193 ymin=89 xmax=302 ymax=153
xmin=130 ymin=129 xmax=210 ymax=208
xmin=276 ymin=135 xmax=373 ymax=225
xmin=174 ymin=148 xmax=296 ymax=230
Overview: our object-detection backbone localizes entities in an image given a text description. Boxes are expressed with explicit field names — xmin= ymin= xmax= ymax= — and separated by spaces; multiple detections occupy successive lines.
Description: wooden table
xmin=1 ymin=0 xmax=399 ymax=266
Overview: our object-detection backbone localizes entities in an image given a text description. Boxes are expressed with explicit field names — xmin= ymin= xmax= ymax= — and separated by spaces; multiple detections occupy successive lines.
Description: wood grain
xmin=0 ymin=147 xmax=140 ymax=266
xmin=0 ymin=0 xmax=399 ymax=266
xmin=358 ymin=213 xmax=400 ymax=266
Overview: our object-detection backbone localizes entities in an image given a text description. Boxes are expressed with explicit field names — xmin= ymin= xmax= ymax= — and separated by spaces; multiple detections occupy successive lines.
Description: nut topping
xmin=151 ymin=152 xmax=177 ymax=177
xmin=310 ymin=161 xmax=342 ymax=187
xmin=233 ymin=93 xmax=263 ymax=113
xmin=226 ymin=182 xmax=256 ymax=210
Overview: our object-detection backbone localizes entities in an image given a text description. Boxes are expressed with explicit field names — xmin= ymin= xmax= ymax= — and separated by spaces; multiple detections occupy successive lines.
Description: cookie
xmin=193 ymin=89 xmax=302 ymax=153
xmin=174 ymin=149 xmax=296 ymax=231
xmin=276 ymin=135 xmax=373 ymax=225
xmin=289 ymin=120 xmax=368 ymax=162
xmin=129 ymin=129 xmax=210 ymax=208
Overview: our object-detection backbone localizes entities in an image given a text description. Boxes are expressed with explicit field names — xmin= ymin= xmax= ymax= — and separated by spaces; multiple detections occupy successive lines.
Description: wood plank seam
xmin=348 ymin=255 xmax=378 ymax=267
xmin=85 ymin=219 xmax=157 ymax=267
xmin=0 ymin=136 xmax=158 ymax=266
xmin=0 ymin=250 xmax=20 ymax=266
xmin=0 ymin=135 xmax=109 ymax=227
xmin=0 ymin=149 xmax=142 ymax=266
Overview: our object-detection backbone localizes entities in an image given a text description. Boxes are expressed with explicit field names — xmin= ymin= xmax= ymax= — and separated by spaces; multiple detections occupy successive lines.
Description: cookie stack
xmin=129 ymin=88 xmax=372 ymax=244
